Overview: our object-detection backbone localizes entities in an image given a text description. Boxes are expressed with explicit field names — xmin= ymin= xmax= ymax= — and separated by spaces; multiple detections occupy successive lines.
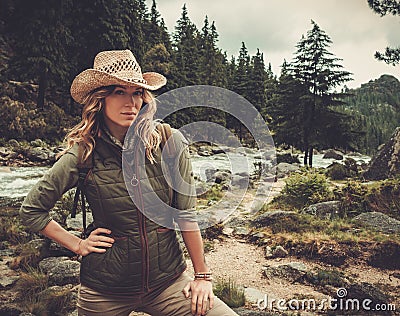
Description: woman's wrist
xmin=194 ymin=271 xmax=213 ymax=281
xmin=75 ymin=238 xmax=83 ymax=255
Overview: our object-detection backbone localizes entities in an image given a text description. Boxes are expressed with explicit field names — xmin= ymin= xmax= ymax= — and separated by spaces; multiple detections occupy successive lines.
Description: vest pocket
xmin=156 ymin=228 xmax=183 ymax=273
xmin=80 ymin=238 xmax=130 ymax=287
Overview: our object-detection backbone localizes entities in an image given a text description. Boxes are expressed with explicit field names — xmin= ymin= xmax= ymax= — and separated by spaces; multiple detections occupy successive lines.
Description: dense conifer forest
xmin=0 ymin=0 xmax=398 ymax=160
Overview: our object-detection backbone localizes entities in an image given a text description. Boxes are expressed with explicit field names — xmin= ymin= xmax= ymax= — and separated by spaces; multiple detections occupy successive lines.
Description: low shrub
xmin=213 ymin=278 xmax=245 ymax=308
xmin=278 ymin=171 xmax=333 ymax=209
xmin=334 ymin=178 xmax=400 ymax=219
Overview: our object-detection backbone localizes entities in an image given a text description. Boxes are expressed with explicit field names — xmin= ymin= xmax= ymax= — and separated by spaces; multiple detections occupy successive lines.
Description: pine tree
xmin=230 ymin=42 xmax=252 ymax=141
xmin=5 ymin=0 xmax=73 ymax=109
xmin=249 ymin=49 xmax=268 ymax=113
xmin=146 ymin=0 xmax=172 ymax=54
xmin=269 ymin=60 xmax=309 ymax=149
xmin=368 ymin=0 xmax=400 ymax=65
xmin=289 ymin=20 xmax=353 ymax=166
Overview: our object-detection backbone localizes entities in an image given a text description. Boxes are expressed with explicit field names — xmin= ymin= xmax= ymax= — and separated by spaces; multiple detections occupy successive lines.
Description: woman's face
xmin=103 ymin=85 xmax=144 ymax=138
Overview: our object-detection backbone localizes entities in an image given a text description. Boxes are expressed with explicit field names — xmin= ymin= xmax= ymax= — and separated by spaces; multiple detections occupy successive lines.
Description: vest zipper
xmin=134 ymin=144 xmax=150 ymax=292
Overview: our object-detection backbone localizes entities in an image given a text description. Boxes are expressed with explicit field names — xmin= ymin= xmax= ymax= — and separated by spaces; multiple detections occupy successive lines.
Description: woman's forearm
xmin=40 ymin=220 xmax=82 ymax=255
xmin=178 ymin=220 xmax=209 ymax=273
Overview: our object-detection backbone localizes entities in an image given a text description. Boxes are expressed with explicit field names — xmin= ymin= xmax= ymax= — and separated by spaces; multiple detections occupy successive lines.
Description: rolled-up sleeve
xmin=19 ymin=149 xmax=79 ymax=232
xmin=169 ymin=129 xmax=197 ymax=221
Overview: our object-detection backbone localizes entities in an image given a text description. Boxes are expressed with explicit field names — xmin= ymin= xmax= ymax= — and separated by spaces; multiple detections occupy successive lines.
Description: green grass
xmin=213 ymin=278 xmax=245 ymax=308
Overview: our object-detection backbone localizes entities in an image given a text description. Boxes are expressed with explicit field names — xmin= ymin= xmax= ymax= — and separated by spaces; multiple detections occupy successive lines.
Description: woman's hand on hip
xmin=78 ymin=228 xmax=114 ymax=256
xmin=183 ymin=279 xmax=214 ymax=316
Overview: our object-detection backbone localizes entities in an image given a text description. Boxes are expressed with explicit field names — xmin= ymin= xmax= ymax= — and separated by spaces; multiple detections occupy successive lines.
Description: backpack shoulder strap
xmin=71 ymin=143 xmax=93 ymax=238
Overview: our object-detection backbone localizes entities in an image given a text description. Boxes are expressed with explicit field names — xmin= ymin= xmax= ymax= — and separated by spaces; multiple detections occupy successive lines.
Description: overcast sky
xmin=146 ymin=0 xmax=399 ymax=89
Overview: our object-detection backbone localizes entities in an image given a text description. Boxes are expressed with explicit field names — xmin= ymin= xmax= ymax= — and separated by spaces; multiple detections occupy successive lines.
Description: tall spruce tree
xmin=368 ymin=0 xmax=400 ymax=65
xmin=249 ymin=49 xmax=268 ymax=113
xmin=230 ymin=42 xmax=252 ymax=141
xmin=5 ymin=0 xmax=73 ymax=109
xmin=289 ymin=20 xmax=353 ymax=166
xmin=171 ymin=4 xmax=200 ymax=87
xmin=270 ymin=61 xmax=309 ymax=149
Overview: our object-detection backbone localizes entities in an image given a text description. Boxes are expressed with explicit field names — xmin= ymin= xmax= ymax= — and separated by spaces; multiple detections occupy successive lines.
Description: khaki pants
xmin=78 ymin=272 xmax=238 ymax=316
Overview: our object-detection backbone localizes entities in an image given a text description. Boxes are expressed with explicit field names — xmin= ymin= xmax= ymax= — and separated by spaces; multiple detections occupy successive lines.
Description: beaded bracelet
xmin=194 ymin=272 xmax=213 ymax=281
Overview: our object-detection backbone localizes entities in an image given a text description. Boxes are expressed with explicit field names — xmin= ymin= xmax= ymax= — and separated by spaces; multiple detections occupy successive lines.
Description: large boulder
xmin=364 ymin=127 xmax=400 ymax=180
xmin=323 ymin=149 xmax=344 ymax=160
xmin=262 ymin=262 xmax=308 ymax=282
xmin=301 ymin=201 xmax=342 ymax=220
xmin=39 ymin=257 xmax=80 ymax=286
xmin=353 ymin=212 xmax=400 ymax=235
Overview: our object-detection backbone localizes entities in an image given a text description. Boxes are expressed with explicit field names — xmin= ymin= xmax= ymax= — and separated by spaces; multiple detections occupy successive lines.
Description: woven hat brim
xmin=70 ymin=69 xmax=167 ymax=104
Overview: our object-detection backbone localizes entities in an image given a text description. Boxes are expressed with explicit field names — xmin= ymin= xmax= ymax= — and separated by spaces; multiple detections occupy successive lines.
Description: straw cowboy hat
xmin=70 ymin=49 xmax=167 ymax=104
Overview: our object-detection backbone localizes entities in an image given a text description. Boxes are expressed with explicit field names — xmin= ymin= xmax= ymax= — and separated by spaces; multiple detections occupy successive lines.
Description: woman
xmin=20 ymin=50 xmax=237 ymax=316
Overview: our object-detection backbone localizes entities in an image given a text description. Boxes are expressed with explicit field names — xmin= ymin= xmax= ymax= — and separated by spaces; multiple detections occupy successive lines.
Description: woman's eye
xmin=133 ymin=90 xmax=143 ymax=96
xmin=114 ymin=90 xmax=125 ymax=95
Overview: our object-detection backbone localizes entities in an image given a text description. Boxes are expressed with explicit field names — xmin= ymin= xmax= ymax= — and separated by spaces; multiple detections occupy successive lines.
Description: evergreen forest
xmin=0 ymin=0 xmax=399 ymax=164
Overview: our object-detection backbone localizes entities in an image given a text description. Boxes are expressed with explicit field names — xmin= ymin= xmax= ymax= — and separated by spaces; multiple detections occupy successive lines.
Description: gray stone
xmin=222 ymin=227 xmax=234 ymax=236
xmin=263 ymin=262 xmax=308 ymax=282
xmin=0 ymin=275 xmax=19 ymax=288
xmin=271 ymin=245 xmax=288 ymax=258
xmin=231 ymin=174 xmax=249 ymax=189
xmin=198 ymin=146 xmax=213 ymax=156
xmin=0 ymin=147 xmax=11 ymax=157
xmin=301 ymin=200 xmax=341 ymax=220
xmin=364 ymin=127 xmax=400 ymax=180
xmin=30 ymin=139 xmax=47 ymax=148
xmin=264 ymin=246 xmax=273 ymax=258
xmin=234 ymin=226 xmax=250 ymax=236
xmin=276 ymin=162 xmax=300 ymax=178
xmin=39 ymin=257 xmax=80 ymax=286
xmin=251 ymin=232 xmax=266 ymax=240
xmin=244 ymin=287 xmax=267 ymax=304
xmin=322 ymin=149 xmax=344 ymax=160
xmin=213 ymin=170 xmax=232 ymax=184
xmin=353 ymin=212 xmax=400 ymax=234
xmin=26 ymin=147 xmax=50 ymax=162
xmin=8 ymin=139 xmax=20 ymax=148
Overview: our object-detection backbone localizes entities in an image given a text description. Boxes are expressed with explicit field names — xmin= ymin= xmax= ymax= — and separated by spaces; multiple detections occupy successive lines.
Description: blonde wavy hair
xmin=60 ymin=85 xmax=161 ymax=163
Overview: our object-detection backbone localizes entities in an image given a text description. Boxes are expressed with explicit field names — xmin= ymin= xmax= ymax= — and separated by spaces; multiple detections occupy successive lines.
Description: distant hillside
xmin=342 ymin=74 xmax=400 ymax=155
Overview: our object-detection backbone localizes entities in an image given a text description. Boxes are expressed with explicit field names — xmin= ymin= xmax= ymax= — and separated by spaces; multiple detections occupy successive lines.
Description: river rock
xmin=277 ymin=152 xmax=300 ymax=164
xmin=8 ymin=139 xmax=20 ymax=148
xmin=323 ymin=149 xmax=344 ymax=160
xmin=364 ymin=127 xmax=400 ymax=180
xmin=26 ymin=147 xmax=50 ymax=162
xmin=231 ymin=174 xmax=249 ymax=189
xmin=39 ymin=257 xmax=80 ymax=286
xmin=213 ymin=170 xmax=232 ymax=184
xmin=30 ymin=139 xmax=48 ymax=148
xmin=353 ymin=212 xmax=400 ymax=234
xmin=301 ymin=201 xmax=341 ymax=220
xmin=198 ymin=145 xmax=213 ymax=156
